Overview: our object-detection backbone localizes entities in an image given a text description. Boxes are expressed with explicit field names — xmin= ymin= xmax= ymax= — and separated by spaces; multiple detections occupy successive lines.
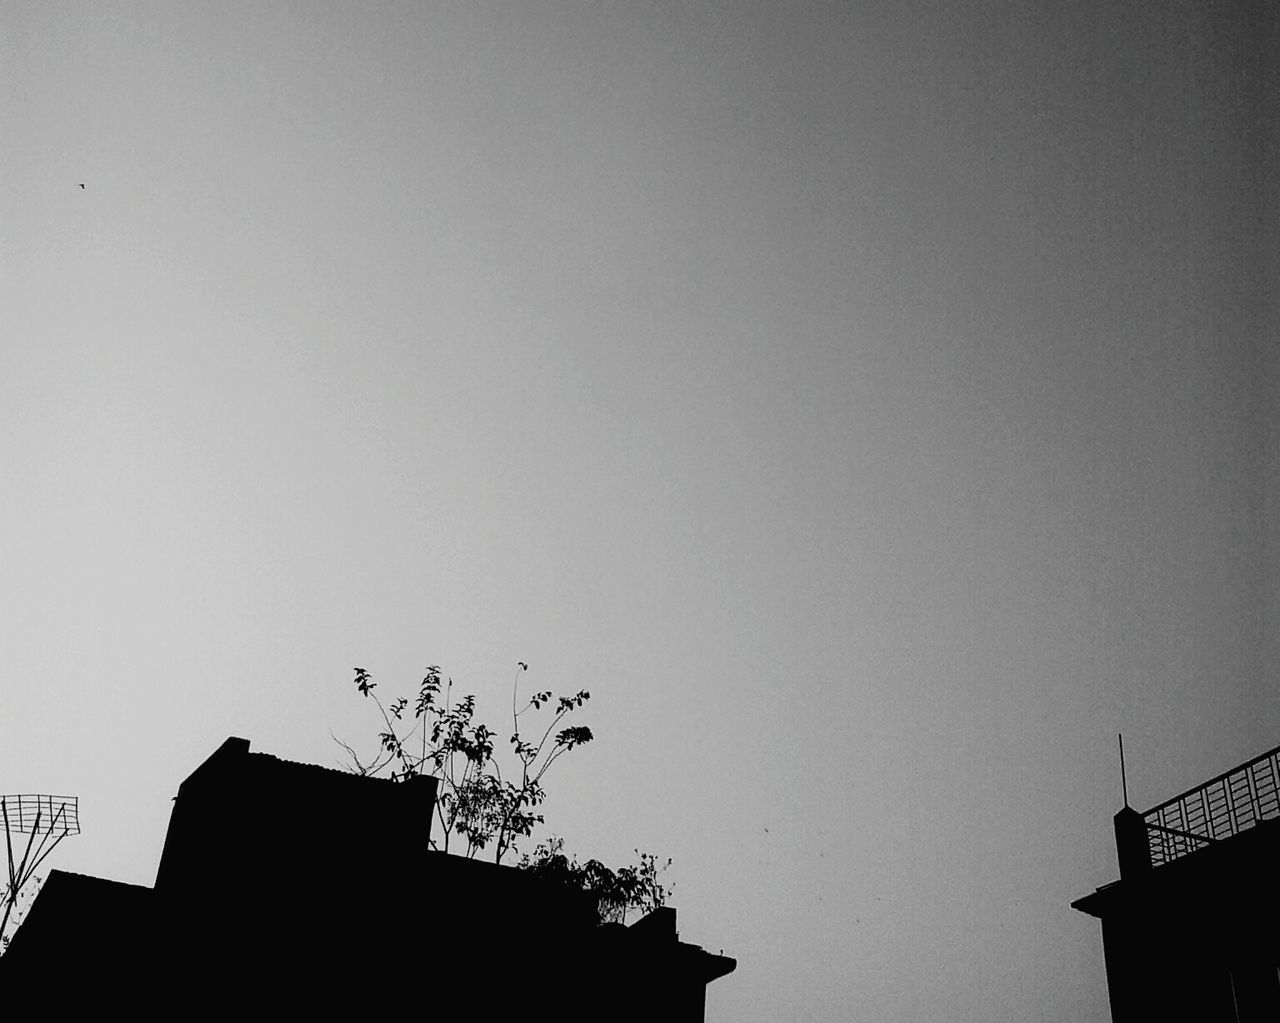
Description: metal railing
xmin=1143 ymin=744 xmax=1280 ymax=867
xmin=0 ymin=795 xmax=80 ymax=836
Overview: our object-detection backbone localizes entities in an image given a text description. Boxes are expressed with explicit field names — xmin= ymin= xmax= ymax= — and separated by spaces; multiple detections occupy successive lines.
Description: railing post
xmin=1114 ymin=806 xmax=1152 ymax=878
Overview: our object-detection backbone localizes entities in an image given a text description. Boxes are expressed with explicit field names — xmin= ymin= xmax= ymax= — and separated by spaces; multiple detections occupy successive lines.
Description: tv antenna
xmin=1 ymin=794 xmax=80 ymax=948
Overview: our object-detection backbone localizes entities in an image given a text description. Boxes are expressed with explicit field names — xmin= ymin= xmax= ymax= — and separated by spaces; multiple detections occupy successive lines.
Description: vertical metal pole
xmin=1119 ymin=734 xmax=1129 ymax=808
xmin=2 ymin=798 xmax=14 ymax=890
xmin=1 ymin=798 xmax=14 ymax=945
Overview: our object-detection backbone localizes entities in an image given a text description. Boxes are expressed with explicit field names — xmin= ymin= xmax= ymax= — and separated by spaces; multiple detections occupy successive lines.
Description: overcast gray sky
xmin=2 ymin=2 xmax=1276 ymax=1019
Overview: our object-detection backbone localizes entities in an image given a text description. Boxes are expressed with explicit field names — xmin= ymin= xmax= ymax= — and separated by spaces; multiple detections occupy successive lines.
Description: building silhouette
xmin=1 ymin=737 xmax=735 ymax=1018
xmin=1073 ymin=741 xmax=1280 ymax=1021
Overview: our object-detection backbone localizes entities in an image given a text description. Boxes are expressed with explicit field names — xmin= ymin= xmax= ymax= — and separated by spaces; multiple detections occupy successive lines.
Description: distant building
xmin=1 ymin=737 xmax=735 ymax=1018
xmin=1073 ymin=742 xmax=1280 ymax=1021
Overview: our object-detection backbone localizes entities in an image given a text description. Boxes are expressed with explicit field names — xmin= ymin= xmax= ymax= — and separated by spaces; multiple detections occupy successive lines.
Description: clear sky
xmin=1 ymin=2 xmax=1275 ymax=1019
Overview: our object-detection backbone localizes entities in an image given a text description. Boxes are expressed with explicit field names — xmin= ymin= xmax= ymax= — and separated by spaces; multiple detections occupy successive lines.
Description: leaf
xmin=555 ymin=726 xmax=593 ymax=750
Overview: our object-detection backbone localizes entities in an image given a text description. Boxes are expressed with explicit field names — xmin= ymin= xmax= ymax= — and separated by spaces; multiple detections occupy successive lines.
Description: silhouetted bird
xmin=78 ymin=184 xmax=85 ymax=189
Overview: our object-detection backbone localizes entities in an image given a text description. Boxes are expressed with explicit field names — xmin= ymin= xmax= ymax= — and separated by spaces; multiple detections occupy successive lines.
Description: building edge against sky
xmin=1073 ymin=740 xmax=1280 ymax=1021
xmin=1 ymin=737 xmax=736 ymax=1019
